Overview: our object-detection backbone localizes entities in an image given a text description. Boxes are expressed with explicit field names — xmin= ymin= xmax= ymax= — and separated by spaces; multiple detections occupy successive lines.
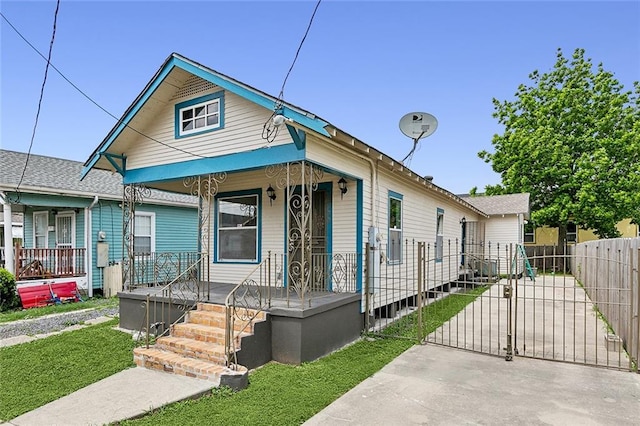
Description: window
xmin=388 ymin=191 xmax=403 ymax=263
xmin=33 ymin=211 xmax=48 ymax=248
xmin=217 ymin=192 xmax=260 ymax=263
xmin=524 ymin=222 xmax=535 ymax=243
xmin=134 ymin=212 xmax=155 ymax=255
xmin=175 ymin=92 xmax=224 ymax=138
xmin=436 ymin=208 xmax=444 ymax=262
xmin=566 ymin=222 xmax=577 ymax=243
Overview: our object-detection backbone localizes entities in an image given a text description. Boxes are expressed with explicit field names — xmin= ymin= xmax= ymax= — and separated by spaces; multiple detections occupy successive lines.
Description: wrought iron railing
xmin=15 ymin=247 xmax=86 ymax=280
xmin=137 ymin=254 xmax=208 ymax=348
xmin=129 ymin=251 xmax=201 ymax=289
xmin=225 ymin=254 xmax=273 ymax=368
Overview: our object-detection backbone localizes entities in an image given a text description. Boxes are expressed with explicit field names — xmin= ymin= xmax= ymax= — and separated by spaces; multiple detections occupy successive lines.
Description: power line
xmin=262 ymin=0 xmax=322 ymax=144
xmin=0 ymin=11 xmax=207 ymax=163
xmin=277 ymin=0 xmax=322 ymax=101
xmin=13 ymin=0 xmax=60 ymax=199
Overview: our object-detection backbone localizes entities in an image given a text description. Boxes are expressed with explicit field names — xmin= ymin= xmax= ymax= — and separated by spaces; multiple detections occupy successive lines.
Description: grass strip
xmin=123 ymin=287 xmax=488 ymax=426
xmin=0 ymin=297 xmax=118 ymax=324
xmin=0 ymin=319 xmax=135 ymax=420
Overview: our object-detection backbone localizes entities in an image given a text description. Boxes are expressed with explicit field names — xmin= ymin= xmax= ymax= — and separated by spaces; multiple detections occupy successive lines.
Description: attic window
xmin=175 ymin=91 xmax=224 ymax=138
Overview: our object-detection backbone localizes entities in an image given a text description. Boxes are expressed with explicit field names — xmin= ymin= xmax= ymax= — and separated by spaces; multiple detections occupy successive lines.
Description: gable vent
xmin=171 ymin=76 xmax=218 ymax=100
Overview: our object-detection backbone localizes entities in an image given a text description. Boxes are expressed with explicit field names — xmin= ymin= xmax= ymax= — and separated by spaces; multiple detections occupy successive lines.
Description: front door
xmin=288 ymin=185 xmax=331 ymax=292
xmin=55 ymin=212 xmax=75 ymax=274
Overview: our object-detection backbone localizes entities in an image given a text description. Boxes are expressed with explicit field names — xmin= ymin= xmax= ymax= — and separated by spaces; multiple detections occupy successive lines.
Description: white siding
xmin=125 ymin=79 xmax=292 ymax=170
xmin=482 ymin=215 xmax=524 ymax=274
xmin=307 ymin=137 xmax=482 ymax=290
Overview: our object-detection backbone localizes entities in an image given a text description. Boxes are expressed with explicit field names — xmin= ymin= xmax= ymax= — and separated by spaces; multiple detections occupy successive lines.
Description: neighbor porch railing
xmin=15 ymin=247 xmax=86 ymax=280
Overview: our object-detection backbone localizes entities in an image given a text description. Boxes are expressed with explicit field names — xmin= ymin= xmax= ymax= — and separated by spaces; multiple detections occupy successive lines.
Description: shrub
xmin=0 ymin=268 xmax=20 ymax=312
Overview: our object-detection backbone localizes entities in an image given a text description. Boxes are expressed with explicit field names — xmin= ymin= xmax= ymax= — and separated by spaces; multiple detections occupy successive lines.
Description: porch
xmin=12 ymin=246 xmax=86 ymax=281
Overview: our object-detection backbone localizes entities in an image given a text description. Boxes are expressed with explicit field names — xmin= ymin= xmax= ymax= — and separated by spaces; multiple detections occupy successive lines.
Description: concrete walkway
xmin=305 ymin=344 xmax=640 ymax=425
xmin=4 ymin=368 xmax=214 ymax=426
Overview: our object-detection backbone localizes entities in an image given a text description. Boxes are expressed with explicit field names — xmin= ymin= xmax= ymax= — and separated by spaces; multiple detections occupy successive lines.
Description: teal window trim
xmin=388 ymin=190 xmax=403 ymax=264
xmin=214 ymin=188 xmax=261 ymax=264
xmin=436 ymin=208 xmax=444 ymax=263
xmin=175 ymin=91 xmax=225 ymax=139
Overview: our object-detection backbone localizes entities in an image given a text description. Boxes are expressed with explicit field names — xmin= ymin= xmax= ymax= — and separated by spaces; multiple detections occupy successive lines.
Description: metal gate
xmin=366 ymin=239 xmax=640 ymax=372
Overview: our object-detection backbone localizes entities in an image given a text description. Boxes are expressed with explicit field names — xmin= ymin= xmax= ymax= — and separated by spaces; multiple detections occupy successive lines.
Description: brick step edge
xmin=134 ymin=347 xmax=248 ymax=390
xmin=154 ymin=336 xmax=227 ymax=364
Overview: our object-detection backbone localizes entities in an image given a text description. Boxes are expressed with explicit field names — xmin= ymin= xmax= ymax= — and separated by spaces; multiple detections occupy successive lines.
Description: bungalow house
xmin=460 ymin=193 xmax=530 ymax=274
xmin=81 ymin=53 xmax=527 ymax=380
xmin=0 ymin=149 xmax=198 ymax=297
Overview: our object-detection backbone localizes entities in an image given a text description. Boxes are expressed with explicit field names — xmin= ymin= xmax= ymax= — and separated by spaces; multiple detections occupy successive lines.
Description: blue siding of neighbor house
xmin=89 ymin=201 xmax=198 ymax=291
xmin=20 ymin=194 xmax=198 ymax=292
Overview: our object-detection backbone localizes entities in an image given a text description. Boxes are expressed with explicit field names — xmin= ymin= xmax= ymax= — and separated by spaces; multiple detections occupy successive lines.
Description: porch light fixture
xmin=266 ymin=185 xmax=276 ymax=206
xmin=460 ymin=217 xmax=466 ymax=224
xmin=338 ymin=177 xmax=348 ymax=199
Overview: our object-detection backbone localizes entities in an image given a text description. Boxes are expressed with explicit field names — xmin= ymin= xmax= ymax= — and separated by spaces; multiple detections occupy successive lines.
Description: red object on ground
xmin=17 ymin=281 xmax=81 ymax=309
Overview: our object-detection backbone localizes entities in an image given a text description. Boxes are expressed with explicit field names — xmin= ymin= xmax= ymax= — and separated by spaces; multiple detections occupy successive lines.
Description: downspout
xmin=0 ymin=191 xmax=15 ymax=275
xmin=85 ymin=195 xmax=99 ymax=297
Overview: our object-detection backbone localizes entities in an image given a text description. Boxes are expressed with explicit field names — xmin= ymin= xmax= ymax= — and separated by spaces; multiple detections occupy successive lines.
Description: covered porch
xmin=117 ymin=160 xmax=364 ymax=366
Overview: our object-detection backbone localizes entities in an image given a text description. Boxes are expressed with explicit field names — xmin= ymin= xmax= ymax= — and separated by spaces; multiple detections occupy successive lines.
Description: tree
xmin=479 ymin=48 xmax=640 ymax=246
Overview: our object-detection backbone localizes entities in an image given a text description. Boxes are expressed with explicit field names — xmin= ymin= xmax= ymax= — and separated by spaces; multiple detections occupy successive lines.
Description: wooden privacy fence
xmin=570 ymin=238 xmax=640 ymax=369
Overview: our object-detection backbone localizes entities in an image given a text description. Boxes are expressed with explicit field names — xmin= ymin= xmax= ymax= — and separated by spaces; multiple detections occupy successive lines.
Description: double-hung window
xmin=33 ymin=211 xmax=48 ymax=248
xmin=175 ymin=92 xmax=224 ymax=138
xmin=134 ymin=212 xmax=155 ymax=255
xmin=436 ymin=208 xmax=444 ymax=262
xmin=388 ymin=191 xmax=403 ymax=264
xmin=217 ymin=192 xmax=260 ymax=263
xmin=566 ymin=222 xmax=577 ymax=243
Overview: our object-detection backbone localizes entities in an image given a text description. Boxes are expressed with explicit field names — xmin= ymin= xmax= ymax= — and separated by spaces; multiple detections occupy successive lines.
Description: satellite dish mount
xmin=398 ymin=112 xmax=438 ymax=164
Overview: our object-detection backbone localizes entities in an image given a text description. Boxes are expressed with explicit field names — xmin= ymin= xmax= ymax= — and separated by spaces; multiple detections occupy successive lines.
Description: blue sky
xmin=1 ymin=1 xmax=638 ymax=194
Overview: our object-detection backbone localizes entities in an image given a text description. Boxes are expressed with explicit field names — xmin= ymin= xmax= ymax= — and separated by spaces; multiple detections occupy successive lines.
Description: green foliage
xmin=0 ymin=296 xmax=118 ymax=324
xmin=479 ymin=48 xmax=640 ymax=243
xmin=0 ymin=268 xmax=20 ymax=312
xmin=0 ymin=319 xmax=135 ymax=420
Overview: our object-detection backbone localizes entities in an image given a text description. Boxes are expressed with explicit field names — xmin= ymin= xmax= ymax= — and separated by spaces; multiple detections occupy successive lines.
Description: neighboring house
xmin=81 ymin=53 xmax=527 ymax=367
xmin=0 ymin=150 xmax=198 ymax=296
xmin=524 ymin=219 xmax=639 ymax=246
xmin=0 ymin=212 xmax=23 ymax=268
xmin=460 ymin=193 xmax=530 ymax=273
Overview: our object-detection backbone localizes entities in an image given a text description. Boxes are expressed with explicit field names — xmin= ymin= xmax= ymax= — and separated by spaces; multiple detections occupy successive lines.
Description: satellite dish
xmin=399 ymin=112 xmax=438 ymax=140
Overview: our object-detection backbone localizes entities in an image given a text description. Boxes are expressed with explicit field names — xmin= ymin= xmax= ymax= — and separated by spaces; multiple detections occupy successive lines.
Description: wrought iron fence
xmin=128 ymin=251 xmax=201 ymax=289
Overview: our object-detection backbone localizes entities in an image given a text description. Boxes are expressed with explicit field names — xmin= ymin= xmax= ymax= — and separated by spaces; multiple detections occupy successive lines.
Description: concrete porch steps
xmin=133 ymin=302 xmax=266 ymax=390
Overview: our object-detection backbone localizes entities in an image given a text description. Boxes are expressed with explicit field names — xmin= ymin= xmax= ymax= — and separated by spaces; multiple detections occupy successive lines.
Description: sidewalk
xmin=5 ymin=367 xmax=214 ymax=426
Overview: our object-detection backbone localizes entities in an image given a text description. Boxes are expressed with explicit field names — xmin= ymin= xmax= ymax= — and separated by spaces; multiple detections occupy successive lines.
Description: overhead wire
xmin=11 ymin=0 xmax=60 ymax=203
xmin=261 ymin=0 xmax=322 ymax=144
xmin=0 ymin=11 xmax=207 ymax=164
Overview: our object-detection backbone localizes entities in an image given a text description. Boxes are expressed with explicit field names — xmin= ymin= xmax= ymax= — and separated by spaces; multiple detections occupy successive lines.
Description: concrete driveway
xmin=305 ymin=344 xmax=640 ymax=425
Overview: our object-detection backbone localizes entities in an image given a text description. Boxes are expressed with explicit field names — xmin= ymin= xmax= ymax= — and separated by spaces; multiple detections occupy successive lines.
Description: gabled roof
xmin=459 ymin=193 xmax=530 ymax=217
xmin=82 ymin=52 xmax=487 ymax=217
xmin=1 ymin=150 xmax=197 ymax=206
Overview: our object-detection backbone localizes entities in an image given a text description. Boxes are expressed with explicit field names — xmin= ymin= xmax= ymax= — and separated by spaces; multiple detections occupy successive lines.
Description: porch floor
xmin=122 ymin=281 xmax=361 ymax=314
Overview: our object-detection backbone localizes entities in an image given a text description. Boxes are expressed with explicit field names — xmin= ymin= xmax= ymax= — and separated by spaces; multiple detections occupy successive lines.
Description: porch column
xmin=184 ymin=173 xmax=227 ymax=290
xmin=121 ymin=184 xmax=150 ymax=290
xmin=1 ymin=192 xmax=14 ymax=274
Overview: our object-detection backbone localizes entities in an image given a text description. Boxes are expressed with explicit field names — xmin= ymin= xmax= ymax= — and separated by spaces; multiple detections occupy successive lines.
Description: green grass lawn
xmin=0 ymin=296 xmax=118 ymax=324
xmin=0 ymin=286 xmax=486 ymax=424
xmin=0 ymin=319 xmax=135 ymax=421
xmin=123 ymin=286 xmax=488 ymax=426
